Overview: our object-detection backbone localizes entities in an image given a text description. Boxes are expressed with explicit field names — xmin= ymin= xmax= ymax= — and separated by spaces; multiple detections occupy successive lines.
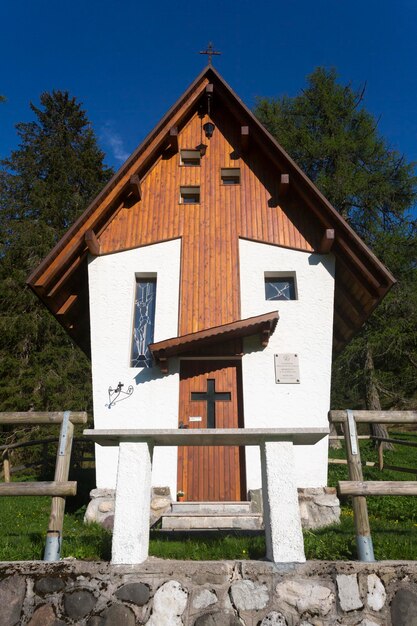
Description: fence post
xmin=342 ymin=409 xmax=375 ymax=562
xmin=2 ymin=449 xmax=11 ymax=483
xmin=43 ymin=411 xmax=74 ymax=561
xmin=378 ymin=440 xmax=384 ymax=471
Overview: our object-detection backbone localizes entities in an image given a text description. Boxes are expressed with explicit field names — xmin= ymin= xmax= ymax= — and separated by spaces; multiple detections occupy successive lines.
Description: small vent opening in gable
xmin=180 ymin=186 xmax=200 ymax=204
xmin=221 ymin=168 xmax=240 ymax=185
xmin=180 ymin=149 xmax=201 ymax=166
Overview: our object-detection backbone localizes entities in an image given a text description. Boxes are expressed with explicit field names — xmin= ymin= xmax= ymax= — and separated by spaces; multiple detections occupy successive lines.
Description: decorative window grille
xmin=264 ymin=274 xmax=297 ymax=301
xmin=131 ymin=278 xmax=157 ymax=367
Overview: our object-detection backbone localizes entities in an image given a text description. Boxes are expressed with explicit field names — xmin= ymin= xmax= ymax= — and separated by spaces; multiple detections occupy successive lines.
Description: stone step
xmin=161 ymin=513 xmax=263 ymax=531
xmin=171 ymin=501 xmax=253 ymax=515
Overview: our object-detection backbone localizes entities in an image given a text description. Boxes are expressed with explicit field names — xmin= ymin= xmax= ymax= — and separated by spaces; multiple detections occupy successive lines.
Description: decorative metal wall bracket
xmin=106 ymin=382 xmax=134 ymax=409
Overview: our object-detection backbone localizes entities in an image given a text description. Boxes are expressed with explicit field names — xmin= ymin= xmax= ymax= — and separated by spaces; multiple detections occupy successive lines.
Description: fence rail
xmin=0 ymin=481 xmax=77 ymax=497
xmin=328 ymin=409 xmax=417 ymax=562
xmin=0 ymin=412 xmax=87 ymax=425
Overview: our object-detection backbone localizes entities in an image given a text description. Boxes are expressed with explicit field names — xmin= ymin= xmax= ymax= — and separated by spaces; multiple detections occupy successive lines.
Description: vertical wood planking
xmin=99 ymin=107 xmax=318 ymax=337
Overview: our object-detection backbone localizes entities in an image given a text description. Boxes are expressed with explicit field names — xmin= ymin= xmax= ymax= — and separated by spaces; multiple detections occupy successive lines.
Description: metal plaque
xmin=274 ymin=353 xmax=300 ymax=384
xmin=189 ymin=416 xmax=202 ymax=422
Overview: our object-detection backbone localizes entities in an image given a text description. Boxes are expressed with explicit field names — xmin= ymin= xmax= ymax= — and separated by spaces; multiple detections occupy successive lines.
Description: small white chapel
xmin=28 ymin=65 xmax=394 ymax=515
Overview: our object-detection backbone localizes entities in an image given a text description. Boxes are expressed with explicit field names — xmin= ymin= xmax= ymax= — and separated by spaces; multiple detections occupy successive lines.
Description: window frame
xmin=130 ymin=275 xmax=157 ymax=368
xmin=180 ymin=186 xmax=200 ymax=204
xmin=180 ymin=149 xmax=201 ymax=167
xmin=264 ymin=271 xmax=298 ymax=301
xmin=221 ymin=167 xmax=241 ymax=186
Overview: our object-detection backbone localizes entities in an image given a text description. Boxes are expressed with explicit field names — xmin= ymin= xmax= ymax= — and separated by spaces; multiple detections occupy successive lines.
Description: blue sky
xmin=1 ymin=0 xmax=417 ymax=175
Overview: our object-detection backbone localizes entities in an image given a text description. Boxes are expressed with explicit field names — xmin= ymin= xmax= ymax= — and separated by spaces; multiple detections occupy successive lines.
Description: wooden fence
xmin=328 ymin=409 xmax=417 ymax=561
xmin=0 ymin=411 xmax=87 ymax=561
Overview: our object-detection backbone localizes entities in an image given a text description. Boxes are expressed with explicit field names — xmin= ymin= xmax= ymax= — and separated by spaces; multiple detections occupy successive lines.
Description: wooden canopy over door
xmin=177 ymin=360 xmax=246 ymax=501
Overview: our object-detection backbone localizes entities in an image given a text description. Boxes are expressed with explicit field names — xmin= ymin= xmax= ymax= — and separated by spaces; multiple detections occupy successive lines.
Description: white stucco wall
xmin=88 ymin=239 xmax=181 ymax=494
xmin=239 ymin=239 xmax=335 ymax=489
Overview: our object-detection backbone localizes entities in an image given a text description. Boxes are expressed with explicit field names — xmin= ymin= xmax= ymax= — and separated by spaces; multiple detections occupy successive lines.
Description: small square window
xmin=180 ymin=149 xmax=201 ymax=166
xmin=265 ymin=274 xmax=297 ymax=301
xmin=221 ymin=168 xmax=240 ymax=185
xmin=180 ymin=186 xmax=200 ymax=204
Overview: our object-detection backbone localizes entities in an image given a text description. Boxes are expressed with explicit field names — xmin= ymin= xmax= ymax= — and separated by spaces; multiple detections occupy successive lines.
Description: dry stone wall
xmin=0 ymin=560 xmax=416 ymax=625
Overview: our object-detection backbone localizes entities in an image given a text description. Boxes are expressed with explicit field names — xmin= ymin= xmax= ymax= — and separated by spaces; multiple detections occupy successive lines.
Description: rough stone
xmin=260 ymin=611 xmax=288 ymax=625
xmin=87 ymin=617 xmax=104 ymax=626
xmin=193 ymin=613 xmax=241 ymax=626
xmin=390 ymin=588 xmax=417 ymax=626
xmin=336 ymin=574 xmax=363 ymax=612
xmin=192 ymin=588 xmax=218 ymax=609
xmin=89 ymin=487 xmax=116 ymax=498
xmin=366 ymin=574 xmax=386 ymax=611
xmin=248 ymin=488 xmax=263 ymax=514
xmin=153 ymin=486 xmax=171 ymax=496
xmin=84 ymin=488 xmax=116 ymax=527
xmin=0 ymin=574 xmax=26 ymax=626
xmin=35 ymin=577 xmax=65 ymax=595
xmin=275 ymin=580 xmax=334 ymax=616
xmin=115 ymin=582 xmax=150 ymax=605
xmin=98 ymin=501 xmax=114 ymax=513
xmin=146 ymin=579 xmax=188 ymax=625
xmin=230 ymin=579 xmax=269 ymax=611
xmin=356 ymin=619 xmax=381 ymax=626
xmin=298 ymin=487 xmax=341 ymax=529
xmin=63 ymin=589 xmax=97 ymax=620
xmin=150 ymin=494 xmax=172 ymax=528
xmin=27 ymin=604 xmax=56 ymax=626
xmin=100 ymin=604 xmax=136 ymax=626
xmin=102 ymin=515 xmax=114 ymax=530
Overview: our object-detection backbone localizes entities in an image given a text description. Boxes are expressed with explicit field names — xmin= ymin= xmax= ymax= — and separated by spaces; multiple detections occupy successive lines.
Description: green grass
xmin=0 ymin=433 xmax=417 ymax=561
xmin=0 ymin=495 xmax=111 ymax=561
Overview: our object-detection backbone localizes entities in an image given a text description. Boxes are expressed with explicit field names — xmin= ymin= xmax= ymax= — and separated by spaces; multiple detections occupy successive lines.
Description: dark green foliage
xmin=0 ymin=91 xmax=113 ymax=415
xmin=255 ymin=68 xmax=417 ymax=410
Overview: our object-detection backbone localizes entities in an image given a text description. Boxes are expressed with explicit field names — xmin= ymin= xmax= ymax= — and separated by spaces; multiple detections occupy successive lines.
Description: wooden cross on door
xmin=191 ymin=379 xmax=231 ymax=428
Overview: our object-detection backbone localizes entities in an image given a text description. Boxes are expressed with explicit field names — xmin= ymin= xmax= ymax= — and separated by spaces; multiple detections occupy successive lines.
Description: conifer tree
xmin=0 ymin=91 xmax=113 ymax=412
xmin=255 ymin=68 xmax=417 ymax=414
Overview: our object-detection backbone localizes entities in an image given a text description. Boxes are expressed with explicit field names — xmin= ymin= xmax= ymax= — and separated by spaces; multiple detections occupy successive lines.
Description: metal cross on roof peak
xmin=199 ymin=42 xmax=221 ymax=66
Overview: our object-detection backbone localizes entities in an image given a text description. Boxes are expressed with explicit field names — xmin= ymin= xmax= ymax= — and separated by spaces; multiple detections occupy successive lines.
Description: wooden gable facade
xmin=27 ymin=65 xmax=395 ymax=358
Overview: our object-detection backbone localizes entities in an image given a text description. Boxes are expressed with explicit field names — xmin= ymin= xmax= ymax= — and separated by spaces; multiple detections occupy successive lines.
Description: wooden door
xmin=177 ymin=360 xmax=246 ymax=501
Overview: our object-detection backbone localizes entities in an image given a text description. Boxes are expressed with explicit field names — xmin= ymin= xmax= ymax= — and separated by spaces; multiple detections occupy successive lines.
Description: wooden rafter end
xmin=85 ymin=230 xmax=101 ymax=256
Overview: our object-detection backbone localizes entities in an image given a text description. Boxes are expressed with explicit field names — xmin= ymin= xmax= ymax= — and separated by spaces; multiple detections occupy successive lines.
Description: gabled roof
xmin=27 ymin=65 xmax=395 ymax=356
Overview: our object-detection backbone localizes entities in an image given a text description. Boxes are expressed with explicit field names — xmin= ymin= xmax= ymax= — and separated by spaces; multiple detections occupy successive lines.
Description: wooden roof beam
xmin=335 ymin=239 xmax=387 ymax=298
xmin=169 ymin=127 xmax=179 ymax=153
xmin=241 ymin=126 xmax=249 ymax=152
xmin=260 ymin=320 xmax=274 ymax=347
xmin=85 ymin=230 xmax=101 ymax=256
xmin=46 ymin=250 xmax=88 ymax=301
xmin=128 ymin=174 xmax=142 ymax=201
xmin=319 ymin=228 xmax=335 ymax=254
xmin=56 ymin=294 xmax=78 ymax=317
xmin=333 ymin=303 xmax=357 ymax=333
xmin=335 ymin=282 xmax=366 ymax=319
xmin=279 ymin=174 xmax=289 ymax=196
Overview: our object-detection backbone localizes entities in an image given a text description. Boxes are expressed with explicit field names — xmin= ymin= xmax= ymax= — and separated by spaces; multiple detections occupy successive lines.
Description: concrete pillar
xmin=260 ymin=440 xmax=305 ymax=563
xmin=111 ymin=442 xmax=153 ymax=564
